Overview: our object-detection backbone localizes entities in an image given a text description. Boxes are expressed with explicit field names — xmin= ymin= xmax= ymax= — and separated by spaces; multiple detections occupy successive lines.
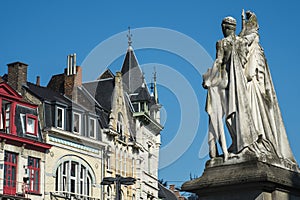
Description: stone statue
xmin=203 ymin=10 xmax=296 ymax=165
xmin=182 ymin=11 xmax=300 ymax=199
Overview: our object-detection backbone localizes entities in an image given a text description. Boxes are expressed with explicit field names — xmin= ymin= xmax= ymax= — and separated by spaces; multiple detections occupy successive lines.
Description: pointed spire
xmin=153 ymin=67 xmax=159 ymax=104
xmin=150 ymin=81 xmax=154 ymax=97
xmin=127 ymin=26 xmax=133 ymax=48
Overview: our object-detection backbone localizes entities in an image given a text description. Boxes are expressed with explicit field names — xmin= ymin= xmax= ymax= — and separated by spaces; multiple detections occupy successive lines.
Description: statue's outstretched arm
xmin=239 ymin=9 xmax=246 ymax=36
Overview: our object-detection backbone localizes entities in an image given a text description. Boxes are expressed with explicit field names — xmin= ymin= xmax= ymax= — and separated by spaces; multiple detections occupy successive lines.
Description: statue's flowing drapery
xmin=226 ymin=42 xmax=258 ymax=152
xmin=241 ymin=16 xmax=295 ymax=161
xmin=204 ymin=12 xmax=296 ymax=164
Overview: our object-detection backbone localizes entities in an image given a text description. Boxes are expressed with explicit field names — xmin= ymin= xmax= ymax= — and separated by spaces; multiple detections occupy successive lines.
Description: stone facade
xmin=1 ymin=40 xmax=163 ymax=200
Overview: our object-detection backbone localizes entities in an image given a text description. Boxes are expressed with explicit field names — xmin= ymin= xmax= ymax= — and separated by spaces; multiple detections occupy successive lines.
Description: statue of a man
xmin=202 ymin=16 xmax=240 ymax=160
xmin=203 ymin=10 xmax=296 ymax=165
xmin=203 ymin=14 xmax=263 ymax=159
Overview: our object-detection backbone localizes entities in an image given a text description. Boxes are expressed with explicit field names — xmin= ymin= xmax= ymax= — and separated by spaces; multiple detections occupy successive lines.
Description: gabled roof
xmin=25 ymin=82 xmax=71 ymax=106
xmin=98 ymin=69 xmax=115 ymax=80
xmin=121 ymin=47 xmax=144 ymax=94
xmin=82 ymin=78 xmax=115 ymax=112
xmin=0 ymin=82 xmax=22 ymax=100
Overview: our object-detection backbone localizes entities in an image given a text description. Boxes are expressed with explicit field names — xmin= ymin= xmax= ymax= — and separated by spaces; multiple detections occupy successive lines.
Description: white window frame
xmin=56 ymin=160 xmax=92 ymax=196
xmin=26 ymin=114 xmax=38 ymax=136
xmin=56 ymin=107 xmax=65 ymax=130
xmin=72 ymin=112 xmax=81 ymax=134
xmin=88 ymin=117 xmax=96 ymax=139
xmin=0 ymin=99 xmax=11 ymax=133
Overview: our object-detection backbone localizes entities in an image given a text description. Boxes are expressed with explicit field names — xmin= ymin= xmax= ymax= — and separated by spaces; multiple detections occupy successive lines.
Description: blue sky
xmin=1 ymin=0 xmax=300 ymax=189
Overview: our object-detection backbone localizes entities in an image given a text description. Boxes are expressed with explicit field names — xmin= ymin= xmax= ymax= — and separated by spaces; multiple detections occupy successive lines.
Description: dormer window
xmin=72 ymin=112 xmax=81 ymax=134
xmin=132 ymin=102 xmax=139 ymax=112
xmin=56 ymin=107 xmax=65 ymax=130
xmin=141 ymin=102 xmax=145 ymax=112
xmin=132 ymin=102 xmax=148 ymax=113
xmin=26 ymin=114 xmax=38 ymax=135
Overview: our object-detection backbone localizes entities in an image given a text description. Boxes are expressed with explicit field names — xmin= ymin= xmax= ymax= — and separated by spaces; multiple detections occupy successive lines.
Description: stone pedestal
xmin=182 ymin=160 xmax=300 ymax=200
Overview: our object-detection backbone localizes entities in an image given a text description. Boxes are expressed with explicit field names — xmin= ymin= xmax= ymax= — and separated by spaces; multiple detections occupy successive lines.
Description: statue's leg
xmin=208 ymin=120 xmax=219 ymax=158
xmin=218 ymin=128 xmax=228 ymax=161
xmin=209 ymin=139 xmax=218 ymax=158
xmin=216 ymin=109 xmax=228 ymax=161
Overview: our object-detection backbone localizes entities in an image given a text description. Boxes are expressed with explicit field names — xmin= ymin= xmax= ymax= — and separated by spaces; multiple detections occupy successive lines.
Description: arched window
xmin=117 ymin=113 xmax=124 ymax=137
xmin=55 ymin=156 xmax=95 ymax=198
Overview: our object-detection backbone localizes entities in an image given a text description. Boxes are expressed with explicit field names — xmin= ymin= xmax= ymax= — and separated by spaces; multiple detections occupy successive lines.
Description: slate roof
xmin=1 ymin=74 xmax=8 ymax=82
xmin=82 ymin=78 xmax=115 ymax=112
xmin=130 ymin=86 xmax=151 ymax=102
xmin=26 ymin=82 xmax=110 ymax=129
xmin=121 ymin=47 xmax=144 ymax=94
xmin=158 ymin=183 xmax=178 ymax=200
xmin=98 ymin=69 xmax=115 ymax=80
xmin=47 ymin=73 xmax=65 ymax=93
xmin=25 ymin=82 xmax=71 ymax=106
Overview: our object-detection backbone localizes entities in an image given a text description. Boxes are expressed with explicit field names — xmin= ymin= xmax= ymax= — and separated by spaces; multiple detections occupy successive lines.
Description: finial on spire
xmin=153 ymin=66 xmax=157 ymax=83
xmin=153 ymin=67 xmax=158 ymax=104
xmin=127 ymin=26 xmax=133 ymax=47
xmin=141 ymin=71 xmax=145 ymax=88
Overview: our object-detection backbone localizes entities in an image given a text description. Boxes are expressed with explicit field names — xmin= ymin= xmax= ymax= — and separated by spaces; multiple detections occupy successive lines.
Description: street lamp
xmin=101 ymin=174 xmax=136 ymax=200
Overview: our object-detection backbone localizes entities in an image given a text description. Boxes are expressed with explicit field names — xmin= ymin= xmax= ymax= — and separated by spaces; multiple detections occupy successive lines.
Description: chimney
xmin=67 ymin=54 xmax=76 ymax=76
xmin=64 ymin=53 xmax=82 ymax=98
xmin=36 ymin=76 xmax=40 ymax=86
xmin=7 ymin=61 xmax=28 ymax=93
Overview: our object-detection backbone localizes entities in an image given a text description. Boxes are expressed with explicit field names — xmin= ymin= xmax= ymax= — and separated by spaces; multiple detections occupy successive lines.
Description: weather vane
xmin=127 ymin=26 xmax=133 ymax=46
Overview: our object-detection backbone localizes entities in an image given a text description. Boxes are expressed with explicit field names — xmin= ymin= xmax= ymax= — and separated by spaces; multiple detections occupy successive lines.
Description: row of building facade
xmin=0 ymin=42 xmax=169 ymax=200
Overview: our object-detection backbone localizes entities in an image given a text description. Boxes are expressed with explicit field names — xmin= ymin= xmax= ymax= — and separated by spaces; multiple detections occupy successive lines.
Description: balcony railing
xmin=50 ymin=191 xmax=101 ymax=200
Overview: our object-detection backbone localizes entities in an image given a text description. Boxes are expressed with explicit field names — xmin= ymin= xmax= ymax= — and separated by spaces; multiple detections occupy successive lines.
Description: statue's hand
xmin=202 ymin=80 xmax=209 ymax=89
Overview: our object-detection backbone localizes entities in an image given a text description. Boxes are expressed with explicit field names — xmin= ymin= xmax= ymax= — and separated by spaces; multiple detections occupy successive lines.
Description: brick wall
xmin=7 ymin=62 xmax=28 ymax=93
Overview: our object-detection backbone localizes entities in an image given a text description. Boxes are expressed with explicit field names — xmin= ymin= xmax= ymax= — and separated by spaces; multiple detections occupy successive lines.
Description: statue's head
xmin=222 ymin=16 xmax=236 ymax=37
xmin=246 ymin=10 xmax=253 ymax=20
